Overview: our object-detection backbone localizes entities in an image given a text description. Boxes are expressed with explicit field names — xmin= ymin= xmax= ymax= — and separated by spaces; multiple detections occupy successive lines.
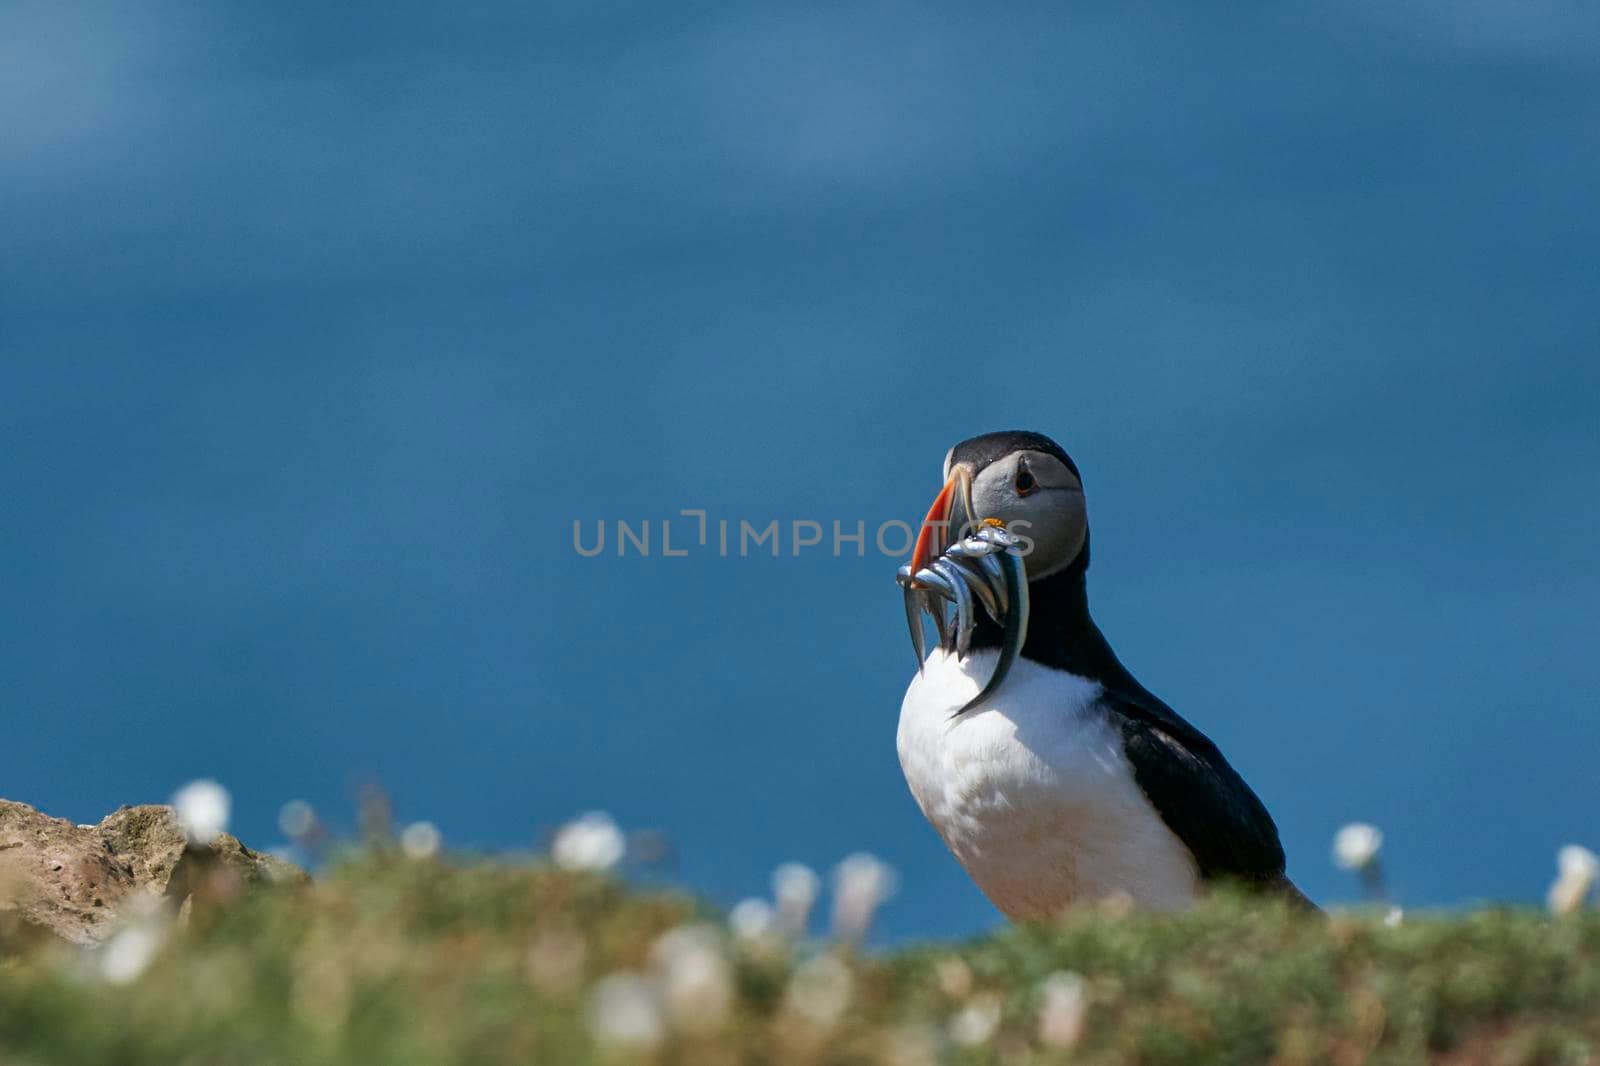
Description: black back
xmin=1012 ymin=569 xmax=1286 ymax=885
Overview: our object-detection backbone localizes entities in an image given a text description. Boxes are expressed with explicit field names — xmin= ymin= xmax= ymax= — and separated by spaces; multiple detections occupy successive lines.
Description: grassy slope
xmin=1 ymin=857 xmax=1597 ymax=1065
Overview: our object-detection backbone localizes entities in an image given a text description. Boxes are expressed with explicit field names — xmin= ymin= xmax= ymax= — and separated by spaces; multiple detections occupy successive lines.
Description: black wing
xmin=1104 ymin=683 xmax=1287 ymax=887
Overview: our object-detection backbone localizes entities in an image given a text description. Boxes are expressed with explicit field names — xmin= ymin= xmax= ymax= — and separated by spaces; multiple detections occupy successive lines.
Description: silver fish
xmin=897 ymin=524 xmax=1031 ymax=713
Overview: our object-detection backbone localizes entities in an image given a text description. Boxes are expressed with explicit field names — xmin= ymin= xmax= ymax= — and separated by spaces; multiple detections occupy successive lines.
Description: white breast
xmin=897 ymin=648 xmax=1199 ymax=919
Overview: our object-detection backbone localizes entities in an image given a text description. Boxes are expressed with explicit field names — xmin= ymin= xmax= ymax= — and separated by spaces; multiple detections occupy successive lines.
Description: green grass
xmin=2 ymin=855 xmax=1597 ymax=1065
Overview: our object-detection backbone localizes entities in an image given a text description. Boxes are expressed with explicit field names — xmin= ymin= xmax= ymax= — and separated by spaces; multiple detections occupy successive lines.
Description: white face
xmin=960 ymin=449 xmax=1087 ymax=580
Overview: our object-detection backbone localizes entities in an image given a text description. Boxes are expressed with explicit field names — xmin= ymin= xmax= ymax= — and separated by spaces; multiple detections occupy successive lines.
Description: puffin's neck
xmin=967 ymin=564 xmax=1140 ymax=690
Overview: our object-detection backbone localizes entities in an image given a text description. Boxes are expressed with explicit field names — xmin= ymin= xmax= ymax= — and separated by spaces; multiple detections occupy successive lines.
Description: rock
xmin=0 ymin=799 xmax=304 ymax=946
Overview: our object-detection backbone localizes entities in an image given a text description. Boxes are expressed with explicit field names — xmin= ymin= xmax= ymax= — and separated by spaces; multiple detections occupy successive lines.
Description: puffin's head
xmin=909 ymin=429 xmax=1088 ymax=583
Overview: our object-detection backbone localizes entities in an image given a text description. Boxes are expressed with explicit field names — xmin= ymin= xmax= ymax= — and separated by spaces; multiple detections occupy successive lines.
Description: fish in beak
xmin=895 ymin=470 xmax=1030 ymax=716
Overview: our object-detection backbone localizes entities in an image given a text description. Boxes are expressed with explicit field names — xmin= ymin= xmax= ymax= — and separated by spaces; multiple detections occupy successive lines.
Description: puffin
xmin=895 ymin=430 xmax=1309 ymax=918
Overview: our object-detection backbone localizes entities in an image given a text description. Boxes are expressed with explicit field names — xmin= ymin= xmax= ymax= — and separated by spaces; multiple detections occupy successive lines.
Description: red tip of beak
xmin=909 ymin=475 xmax=957 ymax=580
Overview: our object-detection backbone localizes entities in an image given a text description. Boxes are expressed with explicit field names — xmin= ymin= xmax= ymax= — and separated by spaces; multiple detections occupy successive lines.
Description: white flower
xmin=1383 ymin=906 xmax=1404 ymax=928
xmin=1548 ymin=876 xmax=1590 ymax=916
xmin=1558 ymin=845 xmax=1598 ymax=881
xmin=95 ymin=920 xmax=166 ymax=985
xmin=651 ymin=924 xmax=732 ymax=1033
xmin=728 ymin=898 xmax=776 ymax=942
xmin=948 ymin=993 xmax=1001 ymax=1047
xmin=772 ymin=862 xmax=820 ymax=936
xmin=1097 ymin=890 xmax=1136 ymax=919
xmin=171 ymin=779 xmax=230 ymax=846
xmin=1037 ymin=970 xmax=1088 ymax=1049
xmin=1332 ymin=822 xmax=1383 ymax=871
xmin=934 ymin=956 xmax=973 ymax=1000
xmin=586 ymin=973 xmax=663 ymax=1048
xmin=1548 ymin=844 xmax=1598 ymax=915
xmin=785 ymin=952 xmax=854 ymax=1028
xmin=277 ymin=800 xmax=316 ymax=840
xmin=830 ymin=852 xmax=898 ymax=943
xmin=399 ymin=821 xmax=442 ymax=860
xmin=552 ymin=812 xmax=626 ymax=872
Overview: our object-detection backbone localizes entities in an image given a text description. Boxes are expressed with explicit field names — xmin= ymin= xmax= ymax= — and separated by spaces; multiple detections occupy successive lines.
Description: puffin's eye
xmin=1014 ymin=465 xmax=1036 ymax=496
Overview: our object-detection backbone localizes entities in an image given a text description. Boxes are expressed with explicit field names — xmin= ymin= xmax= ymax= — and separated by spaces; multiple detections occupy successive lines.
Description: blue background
xmin=4 ymin=2 xmax=1597 ymax=941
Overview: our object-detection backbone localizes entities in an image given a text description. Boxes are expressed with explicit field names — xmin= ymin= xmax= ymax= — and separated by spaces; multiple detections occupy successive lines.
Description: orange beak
xmin=908 ymin=471 xmax=968 ymax=581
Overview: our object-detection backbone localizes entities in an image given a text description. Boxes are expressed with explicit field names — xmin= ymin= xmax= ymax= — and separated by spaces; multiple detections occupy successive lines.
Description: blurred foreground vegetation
xmin=2 ymin=855 xmax=1598 ymax=1065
